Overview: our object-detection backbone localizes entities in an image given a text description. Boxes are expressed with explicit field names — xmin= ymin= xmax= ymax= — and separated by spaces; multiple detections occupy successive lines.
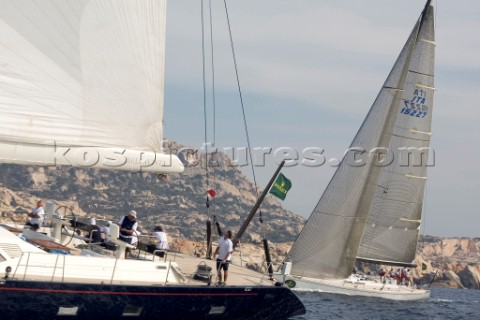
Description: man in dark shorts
xmin=118 ymin=210 xmax=138 ymax=258
xmin=214 ymin=230 xmax=233 ymax=285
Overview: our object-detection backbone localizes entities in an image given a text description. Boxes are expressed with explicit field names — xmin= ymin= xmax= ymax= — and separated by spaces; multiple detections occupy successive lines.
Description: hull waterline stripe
xmin=0 ymin=287 xmax=258 ymax=296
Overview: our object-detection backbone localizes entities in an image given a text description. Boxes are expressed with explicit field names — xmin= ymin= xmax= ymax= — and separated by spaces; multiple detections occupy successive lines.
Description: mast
xmin=233 ymin=161 xmax=285 ymax=247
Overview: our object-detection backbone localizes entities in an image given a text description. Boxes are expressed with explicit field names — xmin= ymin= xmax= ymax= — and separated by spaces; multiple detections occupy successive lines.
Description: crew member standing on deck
xmin=118 ymin=210 xmax=138 ymax=258
xmin=214 ymin=230 xmax=233 ymax=285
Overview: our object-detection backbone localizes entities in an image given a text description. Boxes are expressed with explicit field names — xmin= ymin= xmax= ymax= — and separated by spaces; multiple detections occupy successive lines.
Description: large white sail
xmin=0 ymin=0 xmax=183 ymax=173
xmin=356 ymin=6 xmax=435 ymax=265
xmin=286 ymin=4 xmax=434 ymax=279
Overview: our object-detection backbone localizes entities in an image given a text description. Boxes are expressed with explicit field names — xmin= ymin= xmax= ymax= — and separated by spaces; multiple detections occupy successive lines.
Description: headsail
xmin=356 ymin=4 xmax=435 ymax=266
xmin=0 ymin=0 xmax=183 ymax=173
xmin=286 ymin=2 xmax=435 ymax=279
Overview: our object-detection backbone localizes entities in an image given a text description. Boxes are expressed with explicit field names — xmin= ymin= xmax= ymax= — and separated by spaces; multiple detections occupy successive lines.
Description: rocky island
xmin=1 ymin=143 xmax=478 ymax=289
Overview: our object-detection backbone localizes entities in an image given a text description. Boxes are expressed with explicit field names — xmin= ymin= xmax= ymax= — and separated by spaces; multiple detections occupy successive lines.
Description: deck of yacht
xmin=137 ymin=250 xmax=277 ymax=287
xmin=0 ymin=224 xmax=277 ymax=287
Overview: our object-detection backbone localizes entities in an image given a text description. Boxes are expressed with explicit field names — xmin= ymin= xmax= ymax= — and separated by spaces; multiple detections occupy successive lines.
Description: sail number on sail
xmin=400 ymin=88 xmax=428 ymax=118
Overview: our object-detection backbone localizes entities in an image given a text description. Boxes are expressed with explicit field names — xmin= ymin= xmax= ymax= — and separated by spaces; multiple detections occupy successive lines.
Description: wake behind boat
xmin=276 ymin=0 xmax=435 ymax=301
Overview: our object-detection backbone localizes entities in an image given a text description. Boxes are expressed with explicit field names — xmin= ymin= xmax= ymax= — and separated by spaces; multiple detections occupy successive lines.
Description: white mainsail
xmin=0 ymin=0 xmax=183 ymax=173
xmin=286 ymin=3 xmax=435 ymax=279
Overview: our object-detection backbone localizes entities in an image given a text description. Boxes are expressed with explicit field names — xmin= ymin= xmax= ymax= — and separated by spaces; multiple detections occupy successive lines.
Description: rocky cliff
xmin=1 ymin=143 xmax=479 ymax=290
xmin=414 ymin=235 xmax=480 ymax=289
xmin=0 ymin=142 xmax=304 ymax=243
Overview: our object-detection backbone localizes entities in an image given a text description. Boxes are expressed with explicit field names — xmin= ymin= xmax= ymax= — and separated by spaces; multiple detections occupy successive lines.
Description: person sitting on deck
xmin=151 ymin=226 xmax=169 ymax=258
xmin=25 ymin=200 xmax=45 ymax=231
xmin=99 ymin=221 xmax=111 ymax=246
xmin=88 ymin=218 xmax=102 ymax=244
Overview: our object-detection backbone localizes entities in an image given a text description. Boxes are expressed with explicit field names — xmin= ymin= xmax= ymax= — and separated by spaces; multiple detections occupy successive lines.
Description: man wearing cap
xmin=118 ymin=210 xmax=138 ymax=258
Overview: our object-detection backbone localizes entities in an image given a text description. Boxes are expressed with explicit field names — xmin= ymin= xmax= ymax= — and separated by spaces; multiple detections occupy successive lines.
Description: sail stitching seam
xmin=390 ymin=133 xmax=430 ymax=142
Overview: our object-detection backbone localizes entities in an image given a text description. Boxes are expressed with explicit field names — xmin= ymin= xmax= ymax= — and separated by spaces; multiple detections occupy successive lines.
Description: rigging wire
xmin=222 ymin=0 xmax=267 ymax=238
xmin=201 ymin=0 xmax=221 ymax=258
xmin=209 ymin=0 xmax=217 ymax=153
xmin=202 ymin=1 xmax=270 ymax=241
xmin=201 ymin=0 xmax=209 ymax=202
xmin=201 ymin=1 xmax=213 ymax=257
xmin=201 ymin=0 xmax=219 ymax=218
xmin=208 ymin=0 xmax=218 ymax=221
xmin=222 ymin=0 xmax=259 ymax=201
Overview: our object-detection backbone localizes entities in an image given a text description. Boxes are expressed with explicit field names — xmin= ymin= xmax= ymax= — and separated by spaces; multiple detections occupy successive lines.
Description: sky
xmin=162 ymin=0 xmax=480 ymax=238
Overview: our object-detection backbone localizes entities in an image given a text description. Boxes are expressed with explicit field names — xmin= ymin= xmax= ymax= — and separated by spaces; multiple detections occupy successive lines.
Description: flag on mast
xmin=207 ymin=189 xmax=217 ymax=199
xmin=269 ymin=173 xmax=292 ymax=201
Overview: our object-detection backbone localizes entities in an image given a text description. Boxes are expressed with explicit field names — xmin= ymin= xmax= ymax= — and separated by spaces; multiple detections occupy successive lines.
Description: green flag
xmin=421 ymin=262 xmax=428 ymax=274
xmin=269 ymin=173 xmax=292 ymax=201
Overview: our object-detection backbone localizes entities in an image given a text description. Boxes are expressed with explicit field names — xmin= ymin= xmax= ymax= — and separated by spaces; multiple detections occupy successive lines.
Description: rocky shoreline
xmin=1 ymin=153 xmax=479 ymax=290
xmin=156 ymin=236 xmax=480 ymax=290
xmin=1 ymin=209 xmax=479 ymax=289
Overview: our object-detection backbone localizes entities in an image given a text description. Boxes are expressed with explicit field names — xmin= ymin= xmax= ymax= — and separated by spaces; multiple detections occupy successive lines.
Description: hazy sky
xmin=163 ymin=0 xmax=480 ymax=238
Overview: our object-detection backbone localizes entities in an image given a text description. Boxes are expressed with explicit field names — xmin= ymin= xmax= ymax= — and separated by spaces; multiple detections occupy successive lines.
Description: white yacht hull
xmin=0 ymin=226 xmax=306 ymax=319
xmin=276 ymin=275 xmax=430 ymax=301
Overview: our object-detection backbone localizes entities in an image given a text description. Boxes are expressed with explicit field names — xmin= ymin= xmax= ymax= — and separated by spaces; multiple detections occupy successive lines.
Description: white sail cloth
xmin=286 ymin=4 xmax=435 ymax=279
xmin=0 ymin=0 xmax=183 ymax=173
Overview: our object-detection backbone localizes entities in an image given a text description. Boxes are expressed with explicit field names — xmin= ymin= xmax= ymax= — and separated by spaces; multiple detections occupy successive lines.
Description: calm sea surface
xmin=291 ymin=287 xmax=480 ymax=320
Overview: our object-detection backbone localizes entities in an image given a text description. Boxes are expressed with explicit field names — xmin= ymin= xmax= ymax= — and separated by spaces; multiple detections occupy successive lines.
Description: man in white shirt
xmin=151 ymin=226 xmax=169 ymax=258
xmin=214 ymin=230 xmax=233 ymax=285
xmin=153 ymin=226 xmax=169 ymax=250
xmin=26 ymin=200 xmax=45 ymax=231
xmin=99 ymin=221 xmax=111 ymax=245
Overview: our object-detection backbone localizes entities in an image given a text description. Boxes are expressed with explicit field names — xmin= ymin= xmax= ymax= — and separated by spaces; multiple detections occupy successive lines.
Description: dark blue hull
xmin=0 ymin=279 xmax=305 ymax=319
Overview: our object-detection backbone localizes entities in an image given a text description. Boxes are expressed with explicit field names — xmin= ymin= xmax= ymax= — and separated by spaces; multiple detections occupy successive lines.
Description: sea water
xmin=291 ymin=287 xmax=480 ymax=320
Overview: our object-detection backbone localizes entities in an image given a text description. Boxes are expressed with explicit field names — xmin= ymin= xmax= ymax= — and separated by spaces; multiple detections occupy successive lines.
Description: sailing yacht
xmin=0 ymin=0 xmax=306 ymax=318
xmin=276 ymin=0 xmax=435 ymax=301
